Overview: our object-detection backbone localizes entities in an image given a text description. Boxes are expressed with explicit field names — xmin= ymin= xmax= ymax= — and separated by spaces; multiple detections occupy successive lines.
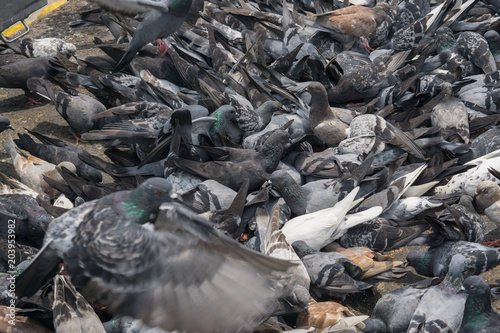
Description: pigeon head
xmin=462 ymin=275 xmax=491 ymax=298
xmin=291 ymin=240 xmax=317 ymax=258
xmin=406 ymin=250 xmax=434 ymax=277
xmin=167 ymin=0 xmax=193 ymax=17
xmin=474 ymin=180 xmax=500 ymax=212
xmin=306 ymin=82 xmax=328 ymax=102
xmin=258 ymin=130 xmax=290 ymax=171
xmin=122 ymin=178 xmax=174 ymax=224
xmin=461 ymin=275 xmax=496 ymax=325
xmin=436 ymin=27 xmax=456 ymax=54
xmin=0 ymin=116 xmax=13 ymax=133
xmin=444 ymin=253 xmax=469 ymax=288
xmin=210 ymin=105 xmax=238 ymax=135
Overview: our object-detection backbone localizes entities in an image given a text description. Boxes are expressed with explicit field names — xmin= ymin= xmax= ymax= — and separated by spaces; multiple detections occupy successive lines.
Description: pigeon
xmin=18 ymin=37 xmax=77 ymax=58
xmin=431 ymin=82 xmax=469 ymax=144
xmin=364 ymin=254 xmax=468 ymax=333
xmin=2 ymin=134 xmax=76 ymax=200
xmin=323 ymin=2 xmax=394 ymax=52
xmin=407 ymin=254 xmax=469 ymax=333
xmin=237 ymin=101 xmax=281 ymax=136
xmin=270 ymin=153 xmax=373 ymax=215
xmin=87 ymin=0 xmax=194 ymax=73
xmin=255 ymin=204 xmax=311 ymax=315
xmin=16 ymin=177 xmax=293 ymax=332
xmin=434 ymin=194 xmax=486 ymax=243
xmin=474 ymin=180 xmax=500 ymax=228
xmin=339 ymin=217 xmax=431 ymax=252
xmin=306 ymin=82 xmax=348 ymax=147
xmin=52 ymin=274 xmax=106 ymax=333
xmin=407 ymin=241 xmax=500 ymax=277
xmin=173 ymin=129 xmax=289 ymax=191
xmin=292 ymin=240 xmax=373 ymax=298
xmin=0 ymin=116 xmax=13 ymax=134
xmin=0 ymin=57 xmax=55 ymax=91
xmin=433 ymin=149 xmax=500 ymax=196
xmin=296 ymin=298 xmax=368 ymax=331
xmin=330 ymin=245 xmax=404 ymax=280
xmin=27 ymin=77 xmax=107 ymax=141
xmin=338 ymin=114 xmax=426 ymax=160
xmin=16 ymin=132 xmax=103 ymax=183
xmin=279 ymin=187 xmax=378 ymax=250
xmin=459 ymin=276 xmax=500 ymax=333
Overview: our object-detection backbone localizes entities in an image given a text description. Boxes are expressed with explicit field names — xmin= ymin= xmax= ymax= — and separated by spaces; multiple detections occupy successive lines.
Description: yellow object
xmin=38 ymin=1 xmax=67 ymax=18
xmin=1 ymin=0 xmax=67 ymax=37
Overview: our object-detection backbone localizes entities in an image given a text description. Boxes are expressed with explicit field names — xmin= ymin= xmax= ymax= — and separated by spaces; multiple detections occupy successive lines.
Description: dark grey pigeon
xmin=27 ymin=77 xmax=106 ymax=141
xmin=292 ymin=240 xmax=372 ymax=299
xmin=16 ymin=132 xmax=103 ymax=183
xmin=270 ymin=152 xmax=373 ymax=215
xmin=16 ymin=177 xmax=292 ymax=332
xmin=339 ymin=217 xmax=430 ymax=252
xmin=407 ymin=241 xmax=500 ymax=277
xmin=174 ymin=130 xmax=289 ymax=191
xmin=87 ymin=0 xmax=193 ymax=73
xmin=459 ymin=276 xmax=500 ymax=333
xmin=407 ymin=254 xmax=469 ymax=332
xmin=434 ymin=195 xmax=486 ymax=243
xmin=237 ymin=101 xmax=280 ymax=136
xmin=364 ymin=254 xmax=468 ymax=333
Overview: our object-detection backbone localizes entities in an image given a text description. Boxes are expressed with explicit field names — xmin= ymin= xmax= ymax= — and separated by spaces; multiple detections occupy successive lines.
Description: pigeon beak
xmin=458 ymin=286 xmax=466 ymax=294
xmin=7 ymin=125 xmax=14 ymax=131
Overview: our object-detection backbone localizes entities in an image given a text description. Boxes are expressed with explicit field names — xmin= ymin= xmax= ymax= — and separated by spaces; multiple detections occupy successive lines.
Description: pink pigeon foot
xmin=156 ymin=38 xmax=168 ymax=56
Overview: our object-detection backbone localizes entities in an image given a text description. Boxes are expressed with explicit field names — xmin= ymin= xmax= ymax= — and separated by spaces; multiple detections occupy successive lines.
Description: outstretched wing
xmin=67 ymin=202 xmax=293 ymax=332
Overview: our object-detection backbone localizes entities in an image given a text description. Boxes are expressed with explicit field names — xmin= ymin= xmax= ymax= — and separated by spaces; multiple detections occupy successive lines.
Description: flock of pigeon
xmin=2 ymin=0 xmax=500 ymax=331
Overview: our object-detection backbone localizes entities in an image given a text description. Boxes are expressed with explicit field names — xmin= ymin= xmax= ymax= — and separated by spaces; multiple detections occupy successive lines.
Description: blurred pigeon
xmin=16 ymin=177 xmax=293 ymax=332
xmin=459 ymin=276 xmax=500 ymax=333
xmin=87 ymin=0 xmax=193 ymax=72
xmin=407 ymin=240 xmax=500 ymax=277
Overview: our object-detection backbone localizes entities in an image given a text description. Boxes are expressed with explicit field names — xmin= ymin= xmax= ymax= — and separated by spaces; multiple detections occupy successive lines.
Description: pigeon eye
xmin=156 ymin=190 xmax=163 ymax=195
xmin=470 ymin=286 xmax=476 ymax=290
